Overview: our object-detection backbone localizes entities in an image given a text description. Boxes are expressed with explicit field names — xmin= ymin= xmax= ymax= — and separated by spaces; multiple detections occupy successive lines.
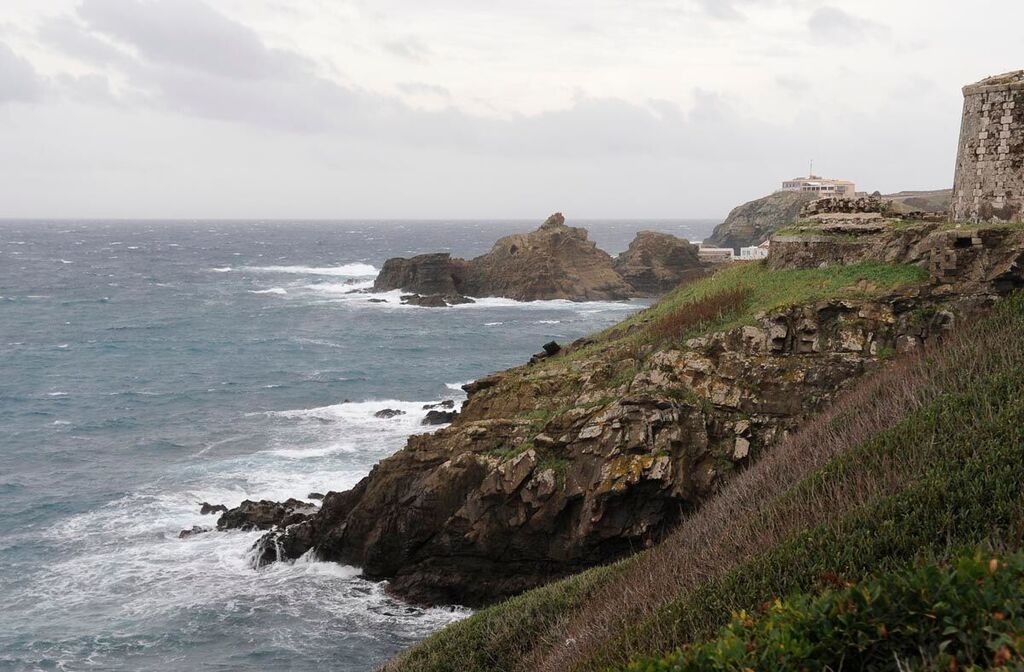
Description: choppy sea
xmin=0 ymin=219 xmax=715 ymax=671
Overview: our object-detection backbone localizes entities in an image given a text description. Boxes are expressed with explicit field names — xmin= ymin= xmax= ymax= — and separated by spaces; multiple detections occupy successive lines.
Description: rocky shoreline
xmin=370 ymin=213 xmax=708 ymax=306
xmin=208 ymin=203 xmax=1024 ymax=607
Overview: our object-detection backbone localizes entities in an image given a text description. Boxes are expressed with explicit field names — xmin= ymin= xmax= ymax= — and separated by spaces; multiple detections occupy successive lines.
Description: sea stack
xmin=952 ymin=70 xmax=1024 ymax=223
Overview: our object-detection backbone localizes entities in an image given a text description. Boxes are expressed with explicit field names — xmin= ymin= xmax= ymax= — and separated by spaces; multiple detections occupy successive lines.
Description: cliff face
xmin=707 ymin=190 xmax=817 ymax=249
xmin=373 ymin=214 xmax=704 ymax=304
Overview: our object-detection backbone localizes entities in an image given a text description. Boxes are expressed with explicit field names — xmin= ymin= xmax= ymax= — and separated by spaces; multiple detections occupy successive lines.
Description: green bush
xmin=626 ymin=551 xmax=1024 ymax=671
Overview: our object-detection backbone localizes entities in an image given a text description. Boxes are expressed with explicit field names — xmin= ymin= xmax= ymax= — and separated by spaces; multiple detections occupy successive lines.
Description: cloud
xmin=383 ymin=36 xmax=432 ymax=61
xmin=0 ymin=41 xmax=44 ymax=103
xmin=78 ymin=0 xmax=308 ymax=79
xmin=397 ymin=82 xmax=451 ymax=98
xmin=807 ymin=7 xmax=890 ymax=44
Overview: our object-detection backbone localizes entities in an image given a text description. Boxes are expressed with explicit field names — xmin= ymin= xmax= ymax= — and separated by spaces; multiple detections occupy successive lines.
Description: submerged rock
xmin=307 ymin=492 xmax=326 ymax=500
xmin=374 ymin=408 xmax=406 ymax=419
xmin=199 ymin=502 xmax=228 ymax=515
xmin=178 ymin=525 xmax=211 ymax=539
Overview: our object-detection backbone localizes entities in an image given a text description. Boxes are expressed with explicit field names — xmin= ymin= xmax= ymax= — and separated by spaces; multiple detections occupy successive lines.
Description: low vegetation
xmin=627 ymin=551 xmax=1024 ymax=671
xmin=386 ymin=293 xmax=1024 ymax=672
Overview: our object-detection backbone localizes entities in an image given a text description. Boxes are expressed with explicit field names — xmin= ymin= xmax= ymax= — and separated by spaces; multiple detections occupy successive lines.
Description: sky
xmin=0 ymin=1 xmax=1020 ymax=219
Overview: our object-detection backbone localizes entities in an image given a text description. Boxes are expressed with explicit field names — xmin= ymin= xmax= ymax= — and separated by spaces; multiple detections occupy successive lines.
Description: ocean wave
xmin=244 ymin=263 xmax=378 ymax=277
xmin=248 ymin=288 xmax=288 ymax=296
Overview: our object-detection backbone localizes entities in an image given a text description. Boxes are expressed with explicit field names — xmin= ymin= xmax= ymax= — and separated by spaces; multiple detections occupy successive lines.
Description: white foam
xmin=248 ymin=287 xmax=287 ymax=296
xmin=210 ymin=266 xmax=232 ymax=273
xmin=245 ymin=263 xmax=378 ymax=277
xmin=536 ymin=319 xmax=561 ymax=324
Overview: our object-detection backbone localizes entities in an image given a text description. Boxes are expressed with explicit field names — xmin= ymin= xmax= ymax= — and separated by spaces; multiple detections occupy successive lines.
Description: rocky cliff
xmin=216 ymin=219 xmax=1023 ymax=607
xmin=707 ymin=190 xmax=817 ymax=249
xmin=708 ymin=189 xmax=953 ymax=250
xmin=373 ymin=214 xmax=704 ymax=304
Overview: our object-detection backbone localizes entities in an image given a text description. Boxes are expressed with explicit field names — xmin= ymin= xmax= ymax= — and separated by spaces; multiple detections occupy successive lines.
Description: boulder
xmin=423 ymin=400 xmax=456 ymax=410
xmin=199 ymin=502 xmax=228 ymax=515
xmin=422 ymin=410 xmax=458 ymax=425
xmin=374 ymin=408 xmax=406 ymax=419
xmin=307 ymin=492 xmax=326 ymax=500
xmin=217 ymin=498 xmax=317 ymax=531
xmin=614 ymin=231 xmax=706 ymax=294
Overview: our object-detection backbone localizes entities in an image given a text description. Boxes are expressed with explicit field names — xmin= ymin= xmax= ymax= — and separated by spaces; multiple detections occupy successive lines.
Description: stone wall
xmin=952 ymin=71 xmax=1024 ymax=223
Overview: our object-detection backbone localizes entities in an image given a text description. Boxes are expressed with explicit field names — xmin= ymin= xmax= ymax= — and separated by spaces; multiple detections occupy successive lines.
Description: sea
xmin=0 ymin=219 xmax=716 ymax=672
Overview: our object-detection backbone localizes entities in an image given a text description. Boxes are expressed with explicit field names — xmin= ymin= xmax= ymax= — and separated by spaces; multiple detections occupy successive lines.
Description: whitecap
xmin=484 ymin=322 xmax=504 ymax=326
xmin=536 ymin=320 xmax=561 ymax=324
xmin=47 ymin=391 xmax=69 ymax=397
xmin=210 ymin=267 xmax=232 ymax=273
xmin=245 ymin=263 xmax=378 ymax=277
xmin=59 ymin=259 xmax=74 ymax=264
xmin=248 ymin=288 xmax=287 ymax=296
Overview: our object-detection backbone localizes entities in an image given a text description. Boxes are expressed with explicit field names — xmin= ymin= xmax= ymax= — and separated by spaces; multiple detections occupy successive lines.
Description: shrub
xmin=646 ymin=287 xmax=750 ymax=345
xmin=626 ymin=551 xmax=1024 ymax=671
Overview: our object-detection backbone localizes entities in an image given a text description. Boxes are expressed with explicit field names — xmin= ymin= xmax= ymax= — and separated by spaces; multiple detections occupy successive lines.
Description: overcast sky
xmin=0 ymin=1 xmax=1020 ymax=219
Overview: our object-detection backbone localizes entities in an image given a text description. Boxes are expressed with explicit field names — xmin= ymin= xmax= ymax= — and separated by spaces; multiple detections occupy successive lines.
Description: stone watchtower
xmin=952 ymin=70 xmax=1024 ymax=222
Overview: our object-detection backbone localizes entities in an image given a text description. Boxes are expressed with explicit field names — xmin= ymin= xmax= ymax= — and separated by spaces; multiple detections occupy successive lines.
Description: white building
xmin=739 ymin=243 xmax=768 ymax=260
xmin=698 ymin=245 xmax=735 ymax=263
xmin=781 ymin=175 xmax=856 ymax=197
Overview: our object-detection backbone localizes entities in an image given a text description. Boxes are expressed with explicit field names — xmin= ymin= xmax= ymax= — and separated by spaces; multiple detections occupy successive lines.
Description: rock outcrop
xmin=221 ymin=285 xmax=991 ymax=605
xmin=613 ymin=231 xmax=706 ymax=295
xmin=373 ymin=214 xmax=699 ymax=304
xmin=373 ymin=253 xmax=470 ymax=297
xmin=217 ymin=223 xmax=1024 ymax=606
xmin=707 ymin=190 xmax=817 ymax=249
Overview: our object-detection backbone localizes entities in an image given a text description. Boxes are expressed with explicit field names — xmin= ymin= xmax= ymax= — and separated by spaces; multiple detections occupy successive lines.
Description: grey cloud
xmin=397 ymin=82 xmax=451 ymax=98
xmin=0 ymin=42 xmax=45 ymax=103
xmin=383 ymin=37 xmax=431 ymax=62
xmin=807 ymin=7 xmax=890 ymax=44
xmin=38 ymin=16 xmax=133 ymax=67
xmin=78 ymin=0 xmax=308 ymax=79
xmin=775 ymin=74 xmax=811 ymax=93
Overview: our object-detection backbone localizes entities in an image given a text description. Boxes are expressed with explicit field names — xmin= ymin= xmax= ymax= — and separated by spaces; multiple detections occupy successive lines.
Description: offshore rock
xmin=374 ymin=214 xmax=703 ymax=302
xmin=613 ymin=231 xmax=706 ymax=294
xmin=199 ymin=502 xmax=228 ymax=515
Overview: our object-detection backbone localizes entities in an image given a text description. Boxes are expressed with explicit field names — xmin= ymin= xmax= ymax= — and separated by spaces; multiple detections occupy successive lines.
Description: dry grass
xmin=645 ymin=287 xmax=750 ymax=346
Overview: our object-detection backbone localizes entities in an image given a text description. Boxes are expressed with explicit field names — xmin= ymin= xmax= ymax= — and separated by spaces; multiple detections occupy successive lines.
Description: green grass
xmin=627 ymin=550 xmax=1024 ymax=671
xmin=594 ymin=261 xmax=925 ymax=354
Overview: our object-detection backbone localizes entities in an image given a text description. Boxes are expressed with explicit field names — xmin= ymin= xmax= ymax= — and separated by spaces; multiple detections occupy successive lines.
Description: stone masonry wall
xmin=952 ymin=71 xmax=1024 ymax=223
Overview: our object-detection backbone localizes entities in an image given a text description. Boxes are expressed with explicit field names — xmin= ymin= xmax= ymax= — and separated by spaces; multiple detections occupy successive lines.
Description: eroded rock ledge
xmin=372 ymin=213 xmax=705 ymax=304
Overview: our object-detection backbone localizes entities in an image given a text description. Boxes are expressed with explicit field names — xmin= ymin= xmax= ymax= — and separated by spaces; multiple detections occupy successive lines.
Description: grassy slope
xmin=627 ymin=549 xmax=1024 ymax=671
xmin=386 ymin=262 xmax=1024 ymax=672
